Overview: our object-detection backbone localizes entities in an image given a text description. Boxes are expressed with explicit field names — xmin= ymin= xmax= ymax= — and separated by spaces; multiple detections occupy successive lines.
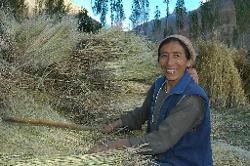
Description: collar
xmin=164 ymin=69 xmax=192 ymax=94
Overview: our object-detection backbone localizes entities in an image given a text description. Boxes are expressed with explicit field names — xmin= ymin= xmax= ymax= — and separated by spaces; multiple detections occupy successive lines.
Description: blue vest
xmin=148 ymin=70 xmax=212 ymax=166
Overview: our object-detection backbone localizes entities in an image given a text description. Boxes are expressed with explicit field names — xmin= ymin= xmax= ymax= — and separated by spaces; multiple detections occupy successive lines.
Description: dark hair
xmin=158 ymin=37 xmax=191 ymax=61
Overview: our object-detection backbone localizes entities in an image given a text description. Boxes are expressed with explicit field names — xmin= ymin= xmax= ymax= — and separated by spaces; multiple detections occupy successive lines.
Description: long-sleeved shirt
xmin=121 ymin=84 xmax=204 ymax=154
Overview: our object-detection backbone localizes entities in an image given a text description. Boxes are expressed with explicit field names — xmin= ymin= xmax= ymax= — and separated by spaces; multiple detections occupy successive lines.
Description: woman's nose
xmin=166 ymin=56 xmax=174 ymax=66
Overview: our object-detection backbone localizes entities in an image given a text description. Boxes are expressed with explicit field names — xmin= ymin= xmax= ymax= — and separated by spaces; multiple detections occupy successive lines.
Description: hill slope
xmin=134 ymin=0 xmax=250 ymax=50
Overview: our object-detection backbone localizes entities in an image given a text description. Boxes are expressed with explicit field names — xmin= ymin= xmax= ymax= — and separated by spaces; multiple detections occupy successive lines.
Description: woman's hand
xmin=101 ymin=119 xmax=123 ymax=133
xmin=88 ymin=142 xmax=109 ymax=154
xmin=88 ymin=139 xmax=130 ymax=154
xmin=187 ymin=67 xmax=199 ymax=84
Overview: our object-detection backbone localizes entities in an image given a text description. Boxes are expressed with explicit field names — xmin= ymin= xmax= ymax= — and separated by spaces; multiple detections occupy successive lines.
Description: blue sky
xmin=72 ymin=0 xmax=203 ymax=30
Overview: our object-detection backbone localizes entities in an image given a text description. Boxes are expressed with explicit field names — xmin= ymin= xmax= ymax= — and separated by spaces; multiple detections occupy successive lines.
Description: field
xmin=0 ymin=14 xmax=249 ymax=165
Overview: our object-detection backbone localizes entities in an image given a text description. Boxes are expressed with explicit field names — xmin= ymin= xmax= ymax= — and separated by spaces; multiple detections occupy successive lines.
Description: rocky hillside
xmin=25 ymin=0 xmax=81 ymax=15
xmin=134 ymin=0 xmax=250 ymax=50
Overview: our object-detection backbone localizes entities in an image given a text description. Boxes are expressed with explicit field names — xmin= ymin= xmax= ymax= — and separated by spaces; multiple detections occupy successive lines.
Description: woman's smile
xmin=159 ymin=41 xmax=191 ymax=88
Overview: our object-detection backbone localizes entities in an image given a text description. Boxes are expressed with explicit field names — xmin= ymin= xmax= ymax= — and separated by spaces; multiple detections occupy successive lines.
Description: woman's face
xmin=159 ymin=41 xmax=191 ymax=87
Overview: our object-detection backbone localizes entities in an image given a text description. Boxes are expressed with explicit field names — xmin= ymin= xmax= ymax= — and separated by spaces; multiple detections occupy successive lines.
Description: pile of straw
xmin=0 ymin=16 xmax=148 ymax=118
xmin=0 ymin=10 xmax=17 ymax=62
xmin=231 ymin=48 xmax=250 ymax=100
xmin=0 ymin=14 xmax=155 ymax=164
xmin=197 ymin=37 xmax=247 ymax=108
xmin=14 ymin=16 xmax=81 ymax=72
xmin=0 ymin=148 xmax=153 ymax=166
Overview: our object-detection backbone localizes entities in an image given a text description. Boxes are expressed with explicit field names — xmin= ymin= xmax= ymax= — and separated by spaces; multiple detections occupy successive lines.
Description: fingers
xmin=187 ymin=67 xmax=199 ymax=84
xmin=108 ymin=139 xmax=130 ymax=149
xmin=101 ymin=119 xmax=123 ymax=134
xmin=88 ymin=142 xmax=109 ymax=154
xmin=89 ymin=139 xmax=130 ymax=154
xmin=101 ymin=124 xmax=114 ymax=133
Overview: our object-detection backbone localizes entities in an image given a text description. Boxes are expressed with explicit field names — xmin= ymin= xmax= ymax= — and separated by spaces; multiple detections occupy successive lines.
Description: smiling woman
xmin=90 ymin=34 xmax=213 ymax=165
xmin=158 ymin=38 xmax=191 ymax=89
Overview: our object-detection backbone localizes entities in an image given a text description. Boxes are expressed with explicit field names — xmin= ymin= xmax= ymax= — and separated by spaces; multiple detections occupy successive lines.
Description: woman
xmin=90 ymin=35 xmax=212 ymax=166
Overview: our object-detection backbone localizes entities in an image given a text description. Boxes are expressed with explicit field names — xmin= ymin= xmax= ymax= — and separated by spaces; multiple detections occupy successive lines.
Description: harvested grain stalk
xmin=197 ymin=37 xmax=247 ymax=108
xmin=3 ymin=116 xmax=97 ymax=131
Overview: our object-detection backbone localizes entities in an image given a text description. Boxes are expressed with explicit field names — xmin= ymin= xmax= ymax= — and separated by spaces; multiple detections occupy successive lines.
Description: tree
xmin=34 ymin=0 xmax=68 ymax=18
xmin=34 ymin=0 xmax=45 ymax=16
xmin=141 ymin=0 xmax=150 ymax=23
xmin=129 ymin=0 xmax=150 ymax=28
xmin=163 ymin=0 xmax=171 ymax=37
xmin=77 ymin=8 xmax=101 ymax=33
xmin=45 ymin=0 xmax=54 ymax=15
xmin=110 ymin=0 xmax=125 ymax=26
xmin=163 ymin=0 xmax=170 ymax=28
xmin=53 ymin=0 xmax=66 ymax=15
xmin=116 ymin=0 xmax=126 ymax=25
xmin=188 ymin=11 xmax=201 ymax=39
xmin=232 ymin=26 xmax=239 ymax=48
xmin=2 ymin=0 xmax=28 ymax=21
xmin=154 ymin=5 xmax=161 ymax=21
xmin=200 ymin=0 xmax=219 ymax=36
xmin=175 ymin=0 xmax=186 ymax=32
xmin=163 ymin=25 xmax=173 ymax=37
xmin=0 ymin=0 xmax=10 ymax=12
xmin=129 ymin=0 xmax=141 ymax=28
xmin=153 ymin=5 xmax=161 ymax=32
xmin=233 ymin=0 xmax=250 ymax=47
xmin=110 ymin=0 xmax=115 ymax=26
xmin=92 ymin=0 xmax=109 ymax=26
xmin=233 ymin=0 xmax=250 ymax=33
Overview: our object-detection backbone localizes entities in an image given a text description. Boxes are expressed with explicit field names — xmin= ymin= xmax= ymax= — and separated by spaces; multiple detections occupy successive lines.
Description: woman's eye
xmin=174 ymin=54 xmax=180 ymax=58
xmin=160 ymin=54 xmax=167 ymax=58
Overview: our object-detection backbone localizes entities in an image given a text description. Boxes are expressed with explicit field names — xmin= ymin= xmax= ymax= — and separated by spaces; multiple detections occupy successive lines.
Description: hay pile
xmin=0 ymin=149 xmax=153 ymax=166
xmin=0 ymin=13 xmax=156 ymax=165
xmin=13 ymin=15 xmax=81 ymax=72
xmin=212 ymin=142 xmax=250 ymax=166
xmin=212 ymin=108 xmax=250 ymax=151
xmin=197 ymin=37 xmax=247 ymax=108
xmin=0 ymin=13 xmax=154 ymax=122
xmin=0 ymin=10 xmax=17 ymax=62
xmin=231 ymin=48 xmax=250 ymax=100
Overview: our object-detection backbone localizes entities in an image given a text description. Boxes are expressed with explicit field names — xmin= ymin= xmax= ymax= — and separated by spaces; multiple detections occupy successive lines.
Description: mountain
xmin=133 ymin=0 xmax=250 ymax=50
xmin=24 ymin=0 xmax=81 ymax=15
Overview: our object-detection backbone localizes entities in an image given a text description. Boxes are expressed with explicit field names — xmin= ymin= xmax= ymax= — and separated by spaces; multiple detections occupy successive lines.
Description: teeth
xmin=167 ymin=69 xmax=175 ymax=74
